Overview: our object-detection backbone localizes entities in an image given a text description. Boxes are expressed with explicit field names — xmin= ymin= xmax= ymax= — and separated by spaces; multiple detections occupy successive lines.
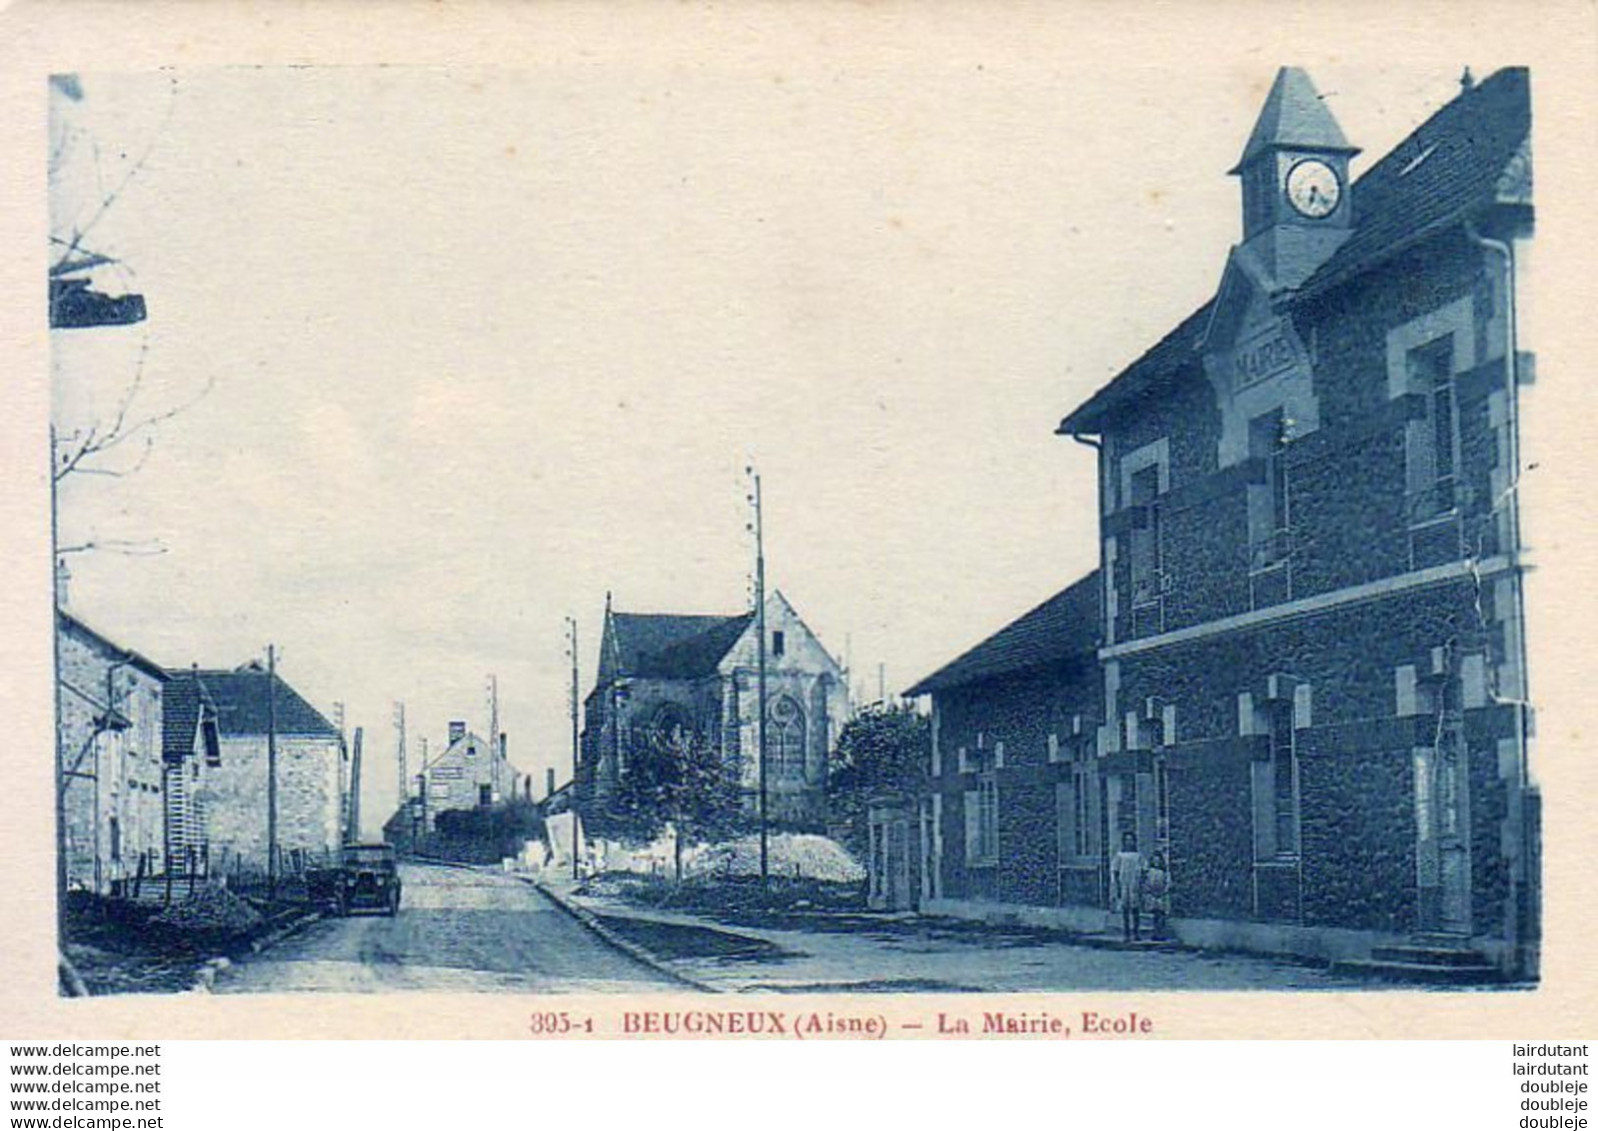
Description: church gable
xmin=718 ymin=591 xmax=844 ymax=679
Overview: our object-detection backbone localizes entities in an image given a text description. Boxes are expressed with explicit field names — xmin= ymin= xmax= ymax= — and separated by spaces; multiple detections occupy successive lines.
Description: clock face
xmin=1285 ymin=159 xmax=1341 ymax=219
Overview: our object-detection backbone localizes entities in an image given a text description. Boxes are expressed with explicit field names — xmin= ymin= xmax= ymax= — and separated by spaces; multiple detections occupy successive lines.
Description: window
xmin=1058 ymin=752 xmax=1100 ymax=862
xmin=769 ymin=695 xmax=807 ymax=781
xmin=109 ymin=817 xmax=121 ymax=863
xmin=202 ymin=717 xmax=221 ymax=768
xmin=1127 ymin=465 xmax=1165 ymax=608
xmin=479 ymin=784 xmax=493 ymax=807
xmin=965 ymin=774 xmax=999 ymax=866
xmin=1251 ymin=700 xmax=1299 ymax=861
xmin=772 ymin=631 xmax=785 ymax=658
xmin=1405 ymin=337 xmax=1461 ymax=524
xmin=1248 ymin=409 xmax=1291 ymax=570
xmin=466 ymin=744 xmax=477 ymax=758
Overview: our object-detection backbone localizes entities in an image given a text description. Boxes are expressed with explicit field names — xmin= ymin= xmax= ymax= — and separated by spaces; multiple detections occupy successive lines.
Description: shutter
xmin=1085 ymin=765 xmax=1102 ymax=856
xmin=963 ymin=791 xmax=980 ymax=865
xmin=1135 ymin=771 xmax=1157 ymax=851
xmin=1057 ymin=780 xmax=1076 ymax=863
xmin=1251 ymin=759 xmax=1276 ymax=860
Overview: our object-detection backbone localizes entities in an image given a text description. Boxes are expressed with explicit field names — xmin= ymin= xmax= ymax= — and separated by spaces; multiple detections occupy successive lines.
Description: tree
xmin=826 ymin=703 xmax=930 ymax=861
xmin=611 ymin=726 xmax=746 ymax=882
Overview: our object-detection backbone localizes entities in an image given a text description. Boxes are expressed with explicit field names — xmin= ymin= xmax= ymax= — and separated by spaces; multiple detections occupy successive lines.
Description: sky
xmin=48 ymin=61 xmax=1476 ymax=835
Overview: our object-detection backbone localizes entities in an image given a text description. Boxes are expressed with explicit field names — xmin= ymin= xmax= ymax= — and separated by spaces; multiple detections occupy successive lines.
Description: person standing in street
xmin=1143 ymin=850 xmax=1171 ymax=941
xmin=1111 ymin=832 xmax=1144 ymax=942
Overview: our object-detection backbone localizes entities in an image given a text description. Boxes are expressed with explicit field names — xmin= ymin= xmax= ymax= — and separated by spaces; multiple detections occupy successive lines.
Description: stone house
xmin=56 ymin=611 xmax=169 ymax=893
xmin=580 ymin=590 xmax=848 ymax=834
xmin=417 ymin=720 xmax=525 ymax=830
xmin=175 ymin=663 xmax=343 ymax=873
xmin=908 ymin=68 xmax=1538 ymax=979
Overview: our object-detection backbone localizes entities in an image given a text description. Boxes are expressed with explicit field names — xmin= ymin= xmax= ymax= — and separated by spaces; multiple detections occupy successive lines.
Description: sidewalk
xmin=541 ymin=876 xmax=1369 ymax=993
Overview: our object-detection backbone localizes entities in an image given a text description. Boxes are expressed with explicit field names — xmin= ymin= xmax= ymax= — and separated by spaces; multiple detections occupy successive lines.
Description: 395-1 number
xmin=529 ymin=1012 xmax=593 ymax=1035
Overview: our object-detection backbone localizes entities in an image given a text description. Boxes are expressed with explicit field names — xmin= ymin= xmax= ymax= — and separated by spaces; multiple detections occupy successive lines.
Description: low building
xmin=178 ymin=663 xmax=344 ymax=874
xmin=580 ymin=590 xmax=848 ymax=833
xmin=905 ymin=574 xmax=1102 ymax=916
xmin=56 ymin=612 xmax=169 ymax=893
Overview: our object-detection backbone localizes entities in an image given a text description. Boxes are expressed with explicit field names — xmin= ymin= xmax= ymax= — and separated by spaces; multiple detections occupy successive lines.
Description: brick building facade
xmin=909 ymin=68 xmax=1538 ymax=978
xmin=579 ymin=591 xmax=847 ymax=834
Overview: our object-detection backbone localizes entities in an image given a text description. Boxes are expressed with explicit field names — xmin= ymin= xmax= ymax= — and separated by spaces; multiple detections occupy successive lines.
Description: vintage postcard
xmin=1 ymin=0 xmax=1594 ymax=1040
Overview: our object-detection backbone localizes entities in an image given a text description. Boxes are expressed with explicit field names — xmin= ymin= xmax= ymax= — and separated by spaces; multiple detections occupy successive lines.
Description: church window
xmin=769 ymin=695 xmax=807 ymax=781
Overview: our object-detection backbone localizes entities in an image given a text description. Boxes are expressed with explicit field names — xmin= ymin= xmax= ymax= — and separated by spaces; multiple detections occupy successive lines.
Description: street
xmin=215 ymin=863 xmax=677 ymax=993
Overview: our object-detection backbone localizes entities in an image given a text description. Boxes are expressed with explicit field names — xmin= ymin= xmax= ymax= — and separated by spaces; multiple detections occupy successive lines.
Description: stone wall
xmin=196 ymin=734 xmax=341 ymax=871
xmin=57 ymin=625 xmax=166 ymax=892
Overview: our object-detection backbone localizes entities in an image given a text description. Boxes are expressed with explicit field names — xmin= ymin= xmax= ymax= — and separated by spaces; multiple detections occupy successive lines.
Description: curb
xmin=190 ymin=909 xmax=323 ymax=994
xmin=524 ymin=878 xmax=718 ymax=994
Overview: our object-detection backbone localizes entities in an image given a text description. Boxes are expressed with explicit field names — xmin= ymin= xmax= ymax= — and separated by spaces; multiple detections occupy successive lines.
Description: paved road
xmin=216 ymin=863 xmax=677 ymax=993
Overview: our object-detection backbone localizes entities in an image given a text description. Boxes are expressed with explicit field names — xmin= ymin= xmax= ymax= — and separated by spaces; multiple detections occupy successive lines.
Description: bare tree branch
xmin=57 ymin=537 xmax=167 ymax=558
xmin=53 ymin=74 xmax=178 ymax=270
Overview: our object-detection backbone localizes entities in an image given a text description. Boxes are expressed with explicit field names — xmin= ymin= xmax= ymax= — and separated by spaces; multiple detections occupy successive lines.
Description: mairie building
xmin=906 ymin=67 xmax=1538 ymax=981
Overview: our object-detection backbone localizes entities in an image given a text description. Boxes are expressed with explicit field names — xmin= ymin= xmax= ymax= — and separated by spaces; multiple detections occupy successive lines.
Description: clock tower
xmin=1229 ymin=67 xmax=1359 ymax=291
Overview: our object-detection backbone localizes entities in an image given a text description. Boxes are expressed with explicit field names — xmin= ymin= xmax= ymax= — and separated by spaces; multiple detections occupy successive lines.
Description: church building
xmin=912 ymin=67 xmax=1538 ymax=981
xmin=579 ymin=591 xmax=848 ymax=834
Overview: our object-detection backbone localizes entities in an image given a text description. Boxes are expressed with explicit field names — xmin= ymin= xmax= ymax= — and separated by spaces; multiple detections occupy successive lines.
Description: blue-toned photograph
xmin=48 ymin=60 xmax=1538 ymax=997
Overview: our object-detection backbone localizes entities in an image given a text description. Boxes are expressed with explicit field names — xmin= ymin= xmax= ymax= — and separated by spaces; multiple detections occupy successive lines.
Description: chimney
xmin=54 ymin=557 xmax=71 ymax=610
xmin=448 ymin=720 xmax=466 ymax=744
xmin=546 ymin=767 xmax=556 ymax=799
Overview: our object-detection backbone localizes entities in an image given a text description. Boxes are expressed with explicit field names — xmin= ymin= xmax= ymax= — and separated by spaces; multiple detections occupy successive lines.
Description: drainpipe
xmin=1467 ymin=217 xmax=1532 ymax=975
xmin=1069 ymin=431 xmax=1106 ymax=631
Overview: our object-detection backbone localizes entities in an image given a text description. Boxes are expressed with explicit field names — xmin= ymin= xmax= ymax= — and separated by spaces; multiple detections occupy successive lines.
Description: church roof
xmin=1058 ymin=66 xmax=1530 ymax=435
xmin=608 ymin=611 xmax=756 ymax=680
xmin=904 ymin=572 xmax=1101 ymax=697
xmin=1229 ymin=66 xmax=1358 ymax=173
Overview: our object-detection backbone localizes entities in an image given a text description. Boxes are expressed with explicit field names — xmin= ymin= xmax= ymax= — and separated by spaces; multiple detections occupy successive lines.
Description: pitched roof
xmin=1293 ymin=66 xmax=1529 ymax=301
xmin=172 ymin=664 xmax=340 ymax=739
xmin=160 ymin=670 xmax=216 ymax=762
xmin=905 ymin=572 xmax=1101 ymax=697
xmin=1230 ymin=66 xmax=1358 ymax=172
xmin=1058 ymin=66 xmax=1531 ymax=435
xmin=56 ymin=610 xmax=168 ymax=681
xmin=608 ymin=611 xmax=755 ymax=680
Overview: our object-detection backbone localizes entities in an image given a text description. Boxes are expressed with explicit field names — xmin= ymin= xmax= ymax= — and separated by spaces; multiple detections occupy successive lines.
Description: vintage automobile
xmin=337 ymin=843 xmax=402 ymax=916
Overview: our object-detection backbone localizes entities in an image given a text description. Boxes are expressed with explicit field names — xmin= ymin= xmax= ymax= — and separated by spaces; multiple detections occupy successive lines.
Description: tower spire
xmin=1229 ymin=67 xmax=1358 ymax=175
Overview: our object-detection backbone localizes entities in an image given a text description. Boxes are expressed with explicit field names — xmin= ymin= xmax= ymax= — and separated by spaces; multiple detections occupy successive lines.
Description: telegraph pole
xmin=266 ymin=644 xmax=278 ymax=901
xmin=394 ymin=701 xmax=408 ymax=809
xmin=748 ymin=467 xmax=769 ymax=883
xmin=486 ymin=673 xmax=500 ymax=801
xmin=565 ymin=616 xmax=580 ymax=881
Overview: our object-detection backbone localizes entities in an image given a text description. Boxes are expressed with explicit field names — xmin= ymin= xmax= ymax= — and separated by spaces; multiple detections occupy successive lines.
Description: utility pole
xmin=748 ymin=466 xmax=769 ymax=883
xmin=332 ymin=701 xmax=347 ymax=845
xmin=486 ymin=673 xmax=500 ymax=802
xmin=394 ymin=701 xmax=407 ymax=808
xmin=565 ymin=616 xmax=580 ymax=881
xmin=347 ymin=726 xmax=364 ymax=843
xmin=51 ymin=427 xmax=67 ymax=946
xmin=266 ymin=644 xmax=278 ymax=901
